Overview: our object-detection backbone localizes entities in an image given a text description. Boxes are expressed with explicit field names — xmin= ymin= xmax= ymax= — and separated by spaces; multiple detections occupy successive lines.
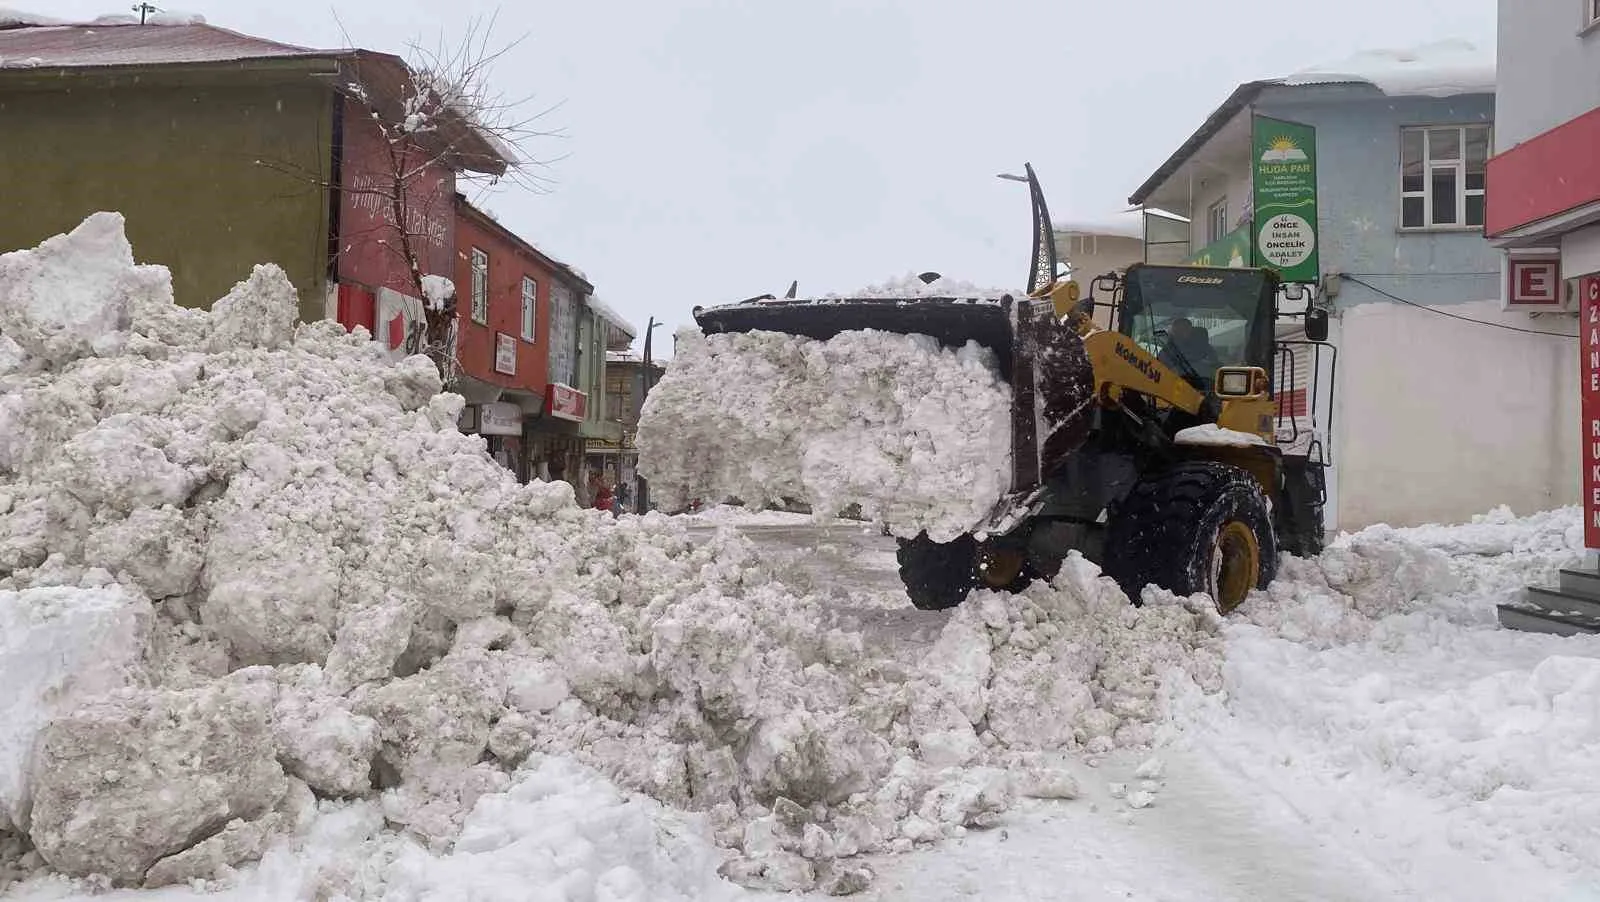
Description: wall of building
xmin=1259 ymin=84 xmax=1501 ymax=307
xmin=1333 ymin=298 xmax=1580 ymax=529
xmin=451 ymin=211 xmax=555 ymax=396
xmin=1059 ymin=233 xmax=1145 ymax=282
xmin=336 ymin=103 xmax=455 ymax=297
xmin=1496 ymin=0 xmax=1600 ymax=150
xmin=0 ymin=72 xmax=332 ymax=321
xmin=1186 ymin=170 xmax=1253 ymax=251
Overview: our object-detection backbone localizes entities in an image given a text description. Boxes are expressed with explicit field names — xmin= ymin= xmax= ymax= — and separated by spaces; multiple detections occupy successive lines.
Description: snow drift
xmin=635 ymin=327 xmax=1013 ymax=541
xmin=0 ymin=214 xmax=1231 ymax=897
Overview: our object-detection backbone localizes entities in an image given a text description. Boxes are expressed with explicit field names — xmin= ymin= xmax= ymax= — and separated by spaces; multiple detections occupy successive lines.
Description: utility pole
xmin=636 ymin=317 xmax=661 ymax=514
xmin=132 ymin=2 xmax=158 ymax=24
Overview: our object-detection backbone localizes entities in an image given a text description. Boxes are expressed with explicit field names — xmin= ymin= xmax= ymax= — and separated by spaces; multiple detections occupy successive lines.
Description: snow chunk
xmin=0 ymin=211 xmax=148 ymax=363
xmin=26 ymin=675 xmax=289 ymax=884
xmin=1283 ymin=39 xmax=1494 ymax=98
xmin=420 ymin=273 xmax=455 ymax=312
xmin=207 ymin=263 xmax=298 ymax=351
xmin=0 ymin=584 xmax=152 ymax=832
xmin=1174 ymin=423 xmax=1268 ymax=448
xmin=638 ymin=327 xmax=1012 ymax=541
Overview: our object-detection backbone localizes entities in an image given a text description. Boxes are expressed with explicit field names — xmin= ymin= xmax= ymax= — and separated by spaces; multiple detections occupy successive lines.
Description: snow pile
xmin=825 ymin=273 xmax=1019 ymax=300
xmin=1283 ymin=39 xmax=1495 ymax=98
xmin=1 ymin=214 xmax=1223 ymax=897
xmin=0 ymin=8 xmax=61 ymax=27
xmin=636 ymin=327 xmax=1013 ymax=541
xmin=419 ymin=274 xmax=455 ymax=312
xmin=1173 ymin=424 xmax=1268 ymax=448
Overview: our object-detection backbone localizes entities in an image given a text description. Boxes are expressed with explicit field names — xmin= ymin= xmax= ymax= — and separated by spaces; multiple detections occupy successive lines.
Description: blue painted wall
xmin=1256 ymin=83 xmax=1498 ymax=308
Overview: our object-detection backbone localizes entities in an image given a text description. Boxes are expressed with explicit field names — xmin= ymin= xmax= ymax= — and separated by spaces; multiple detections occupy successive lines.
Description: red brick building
xmin=452 ymin=195 xmax=597 ymax=480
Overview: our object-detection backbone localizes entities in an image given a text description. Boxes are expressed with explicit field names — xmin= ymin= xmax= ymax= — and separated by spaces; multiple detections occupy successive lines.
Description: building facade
xmin=0 ymin=20 xmax=503 ymax=332
xmin=1129 ymin=46 xmax=1579 ymax=531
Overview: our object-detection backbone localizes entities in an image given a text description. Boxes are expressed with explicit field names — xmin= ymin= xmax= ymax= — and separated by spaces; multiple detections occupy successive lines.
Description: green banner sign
xmin=1184 ymin=222 xmax=1252 ymax=269
xmin=1250 ymin=115 xmax=1320 ymax=283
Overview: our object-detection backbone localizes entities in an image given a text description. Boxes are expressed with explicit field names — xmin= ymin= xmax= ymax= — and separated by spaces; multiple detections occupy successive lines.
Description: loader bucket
xmin=692 ymin=295 xmax=1019 ymax=379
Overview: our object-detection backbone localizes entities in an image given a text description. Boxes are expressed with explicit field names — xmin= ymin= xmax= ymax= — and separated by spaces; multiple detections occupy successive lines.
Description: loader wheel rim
xmin=978 ymin=548 xmax=1025 ymax=588
xmin=1211 ymin=520 xmax=1259 ymax=613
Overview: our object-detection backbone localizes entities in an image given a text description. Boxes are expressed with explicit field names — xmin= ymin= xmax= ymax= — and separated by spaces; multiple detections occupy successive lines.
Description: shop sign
xmin=480 ymin=401 xmax=523 ymax=436
xmin=375 ymin=287 xmax=427 ymax=360
xmin=1505 ymin=254 xmax=1565 ymax=311
xmin=494 ymin=332 xmax=517 ymax=375
xmin=546 ymin=382 xmax=588 ymax=422
xmin=1251 ymin=115 xmax=1319 ymax=284
xmin=1582 ymin=276 xmax=1600 ymax=549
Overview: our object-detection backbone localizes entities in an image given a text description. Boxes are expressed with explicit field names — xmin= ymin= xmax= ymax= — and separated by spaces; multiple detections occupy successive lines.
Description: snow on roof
xmin=1054 ymin=212 xmax=1144 ymax=240
xmin=586 ymin=296 xmax=637 ymax=337
xmin=0 ymin=21 xmax=329 ymax=69
xmin=1282 ymin=39 xmax=1494 ymax=98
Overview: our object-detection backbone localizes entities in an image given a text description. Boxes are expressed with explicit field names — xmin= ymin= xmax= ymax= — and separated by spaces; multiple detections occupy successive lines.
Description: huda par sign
xmin=1251 ymin=115 xmax=1320 ymax=285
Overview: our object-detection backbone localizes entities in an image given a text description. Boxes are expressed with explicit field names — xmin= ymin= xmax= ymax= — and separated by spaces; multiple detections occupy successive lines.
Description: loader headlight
xmin=1217 ymin=369 xmax=1253 ymax=396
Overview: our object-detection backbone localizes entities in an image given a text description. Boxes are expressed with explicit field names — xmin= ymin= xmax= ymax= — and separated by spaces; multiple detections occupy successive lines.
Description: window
xmin=1400 ymin=125 xmax=1489 ymax=229
xmin=520 ymin=276 xmax=538 ymax=342
xmin=1588 ymin=0 xmax=1600 ymax=29
xmin=469 ymin=248 xmax=489 ymax=323
xmin=1207 ymin=199 xmax=1229 ymax=244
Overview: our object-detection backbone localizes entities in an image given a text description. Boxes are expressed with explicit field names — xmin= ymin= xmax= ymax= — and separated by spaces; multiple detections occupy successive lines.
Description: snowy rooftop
xmin=0 ymin=19 xmax=331 ymax=69
xmin=1054 ymin=212 xmax=1144 ymax=241
xmin=1281 ymin=39 xmax=1494 ymax=98
xmin=586 ymin=295 xmax=637 ymax=337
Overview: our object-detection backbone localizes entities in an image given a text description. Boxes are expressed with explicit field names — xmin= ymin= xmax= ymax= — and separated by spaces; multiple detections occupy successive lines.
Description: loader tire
xmin=1103 ymin=461 xmax=1277 ymax=614
xmin=896 ymin=533 xmax=977 ymax=611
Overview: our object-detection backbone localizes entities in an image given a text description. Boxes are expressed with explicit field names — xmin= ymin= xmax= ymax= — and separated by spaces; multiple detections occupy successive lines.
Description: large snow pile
xmin=636 ymin=327 xmax=1013 ymax=541
xmin=0 ymin=214 xmax=1230 ymax=897
xmin=1282 ymin=38 xmax=1494 ymax=98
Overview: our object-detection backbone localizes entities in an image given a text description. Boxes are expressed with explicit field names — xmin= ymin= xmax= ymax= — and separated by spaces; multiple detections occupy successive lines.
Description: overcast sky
xmin=47 ymin=0 xmax=1496 ymax=354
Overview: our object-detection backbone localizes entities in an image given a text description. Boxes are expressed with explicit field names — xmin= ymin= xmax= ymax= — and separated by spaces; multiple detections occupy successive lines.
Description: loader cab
xmin=1114 ymin=263 xmax=1279 ymax=391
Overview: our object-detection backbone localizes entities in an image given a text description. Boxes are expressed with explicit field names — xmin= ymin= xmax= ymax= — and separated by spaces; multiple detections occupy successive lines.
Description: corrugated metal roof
xmin=0 ymin=23 xmax=337 ymax=69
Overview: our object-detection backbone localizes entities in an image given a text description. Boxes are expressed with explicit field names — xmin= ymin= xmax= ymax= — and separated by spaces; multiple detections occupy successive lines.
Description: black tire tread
xmin=1102 ymin=460 xmax=1278 ymax=607
xmin=896 ymin=533 xmax=977 ymax=610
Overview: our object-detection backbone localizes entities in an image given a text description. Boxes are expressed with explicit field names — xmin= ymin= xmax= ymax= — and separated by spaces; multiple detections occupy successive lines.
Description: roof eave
xmin=454 ymin=195 xmax=595 ymax=294
xmin=1127 ymin=79 xmax=1281 ymax=207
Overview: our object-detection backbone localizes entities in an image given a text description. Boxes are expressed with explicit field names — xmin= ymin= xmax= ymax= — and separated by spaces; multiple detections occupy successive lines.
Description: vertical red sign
xmin=1584 ymin=276 xmax=1600 ymax=549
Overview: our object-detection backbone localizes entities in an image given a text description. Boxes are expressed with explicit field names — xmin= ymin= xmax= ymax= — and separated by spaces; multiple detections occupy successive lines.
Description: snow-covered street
xmin=686 ymin=509 xmax=1600 ymax=902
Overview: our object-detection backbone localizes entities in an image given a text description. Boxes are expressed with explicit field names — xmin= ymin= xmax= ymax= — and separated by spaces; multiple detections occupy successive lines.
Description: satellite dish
xmin=917 ymin=271 xmax=941 ymax=284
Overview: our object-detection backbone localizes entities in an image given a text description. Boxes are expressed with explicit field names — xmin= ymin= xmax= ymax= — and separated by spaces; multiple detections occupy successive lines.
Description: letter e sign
xmin=1508 ymin=257 xmax=1561 ymax=306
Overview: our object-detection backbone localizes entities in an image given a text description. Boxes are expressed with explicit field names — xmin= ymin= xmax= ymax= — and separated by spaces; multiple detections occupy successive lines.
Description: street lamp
xmin=996 ymin=172 xmax=1028 ymax=183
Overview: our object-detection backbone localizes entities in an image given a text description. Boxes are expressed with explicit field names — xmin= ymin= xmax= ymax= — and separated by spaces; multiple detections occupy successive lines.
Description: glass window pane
xmin=1403 ymin=196 xmax=1425 ymax=227
xmin=1466 ymin=194 xmax=1485 ymax=226
xmin=1428 ymin=128 xmax=1461 ymax=161
xmin=1432 ymin=168 xmax=1458 ymax=224
xmin=1403 ymin=167 xmax=1425 ymax=193
xmin=1466 ymin=172 xmax=1485 ymax=191
xmin=1401 ymin=129 xmax=1424 ymax=167
xmin=1465 ymin=126 xmax=1490 ymax=165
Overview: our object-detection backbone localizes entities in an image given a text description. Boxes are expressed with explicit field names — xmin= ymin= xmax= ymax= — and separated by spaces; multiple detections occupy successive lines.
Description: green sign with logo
xmin=1184 ymin=222 xmax=1252 ymax=269
xmin=1250 ymin=115 xmax=1319 ymax=283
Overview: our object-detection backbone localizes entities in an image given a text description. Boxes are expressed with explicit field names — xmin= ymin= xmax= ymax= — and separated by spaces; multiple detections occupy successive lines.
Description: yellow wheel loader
xmin=691 ymin=164 xmax=1334 ymax=613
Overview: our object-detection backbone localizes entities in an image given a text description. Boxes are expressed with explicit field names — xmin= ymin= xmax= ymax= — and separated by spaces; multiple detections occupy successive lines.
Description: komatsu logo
xmin=1177 ymin=275 xmax=1225 ymax=285
xmin=1114 ymin=341 xmax=1161 ymax=383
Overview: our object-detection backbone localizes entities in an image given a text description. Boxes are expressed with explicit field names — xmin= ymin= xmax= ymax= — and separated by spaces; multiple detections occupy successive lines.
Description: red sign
xmin=546 ymin=382 xmax=588 ymax=422
xmin=1486 ymin=105 xmax=1600 ymax=238
xmin=1583 ymin=276 xmax=1600 ymax=549
xmin=1508 ymin=257 xmax=1562 ymax=307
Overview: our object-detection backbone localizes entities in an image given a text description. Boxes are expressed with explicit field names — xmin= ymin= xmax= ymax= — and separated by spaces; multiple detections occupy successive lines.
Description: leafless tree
xmin=261 ymin=11 xmax=564 ymax=380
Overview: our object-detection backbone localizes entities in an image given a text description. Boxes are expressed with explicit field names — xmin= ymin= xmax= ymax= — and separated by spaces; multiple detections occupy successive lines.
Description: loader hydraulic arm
xmin=1080 ymin=330 xmax=1206 ymax=415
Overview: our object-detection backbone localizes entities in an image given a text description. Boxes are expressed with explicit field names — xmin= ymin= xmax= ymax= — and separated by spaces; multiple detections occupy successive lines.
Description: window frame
xmin=1399 ymin=124 xmax=1490 ymax=231
xmin=469 ymin=247 xmax=489 ymax=324
xmin=520 ymin=275 xmax=538 ymax=342
xmin=1586 ymin=0 xmax=1600 ymax=31
xmin=1206 ymin=198 xmax=1229 ymax=244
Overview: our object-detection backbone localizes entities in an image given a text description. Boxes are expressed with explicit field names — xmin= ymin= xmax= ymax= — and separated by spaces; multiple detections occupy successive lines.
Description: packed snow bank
xmin=636 ymin=328 xmax=1012 ymax=541
xmin=0 ymin=214 xmax=1219 ymax=897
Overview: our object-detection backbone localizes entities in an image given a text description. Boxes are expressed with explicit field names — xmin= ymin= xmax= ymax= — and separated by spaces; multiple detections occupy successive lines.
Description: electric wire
xmin=1340 ymin=275 xmax=1579 ymax=338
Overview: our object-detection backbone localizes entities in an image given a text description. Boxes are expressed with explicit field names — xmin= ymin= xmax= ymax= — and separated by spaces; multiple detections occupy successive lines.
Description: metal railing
xmin=1274 ymin=339 xmax=1337 ymax=467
